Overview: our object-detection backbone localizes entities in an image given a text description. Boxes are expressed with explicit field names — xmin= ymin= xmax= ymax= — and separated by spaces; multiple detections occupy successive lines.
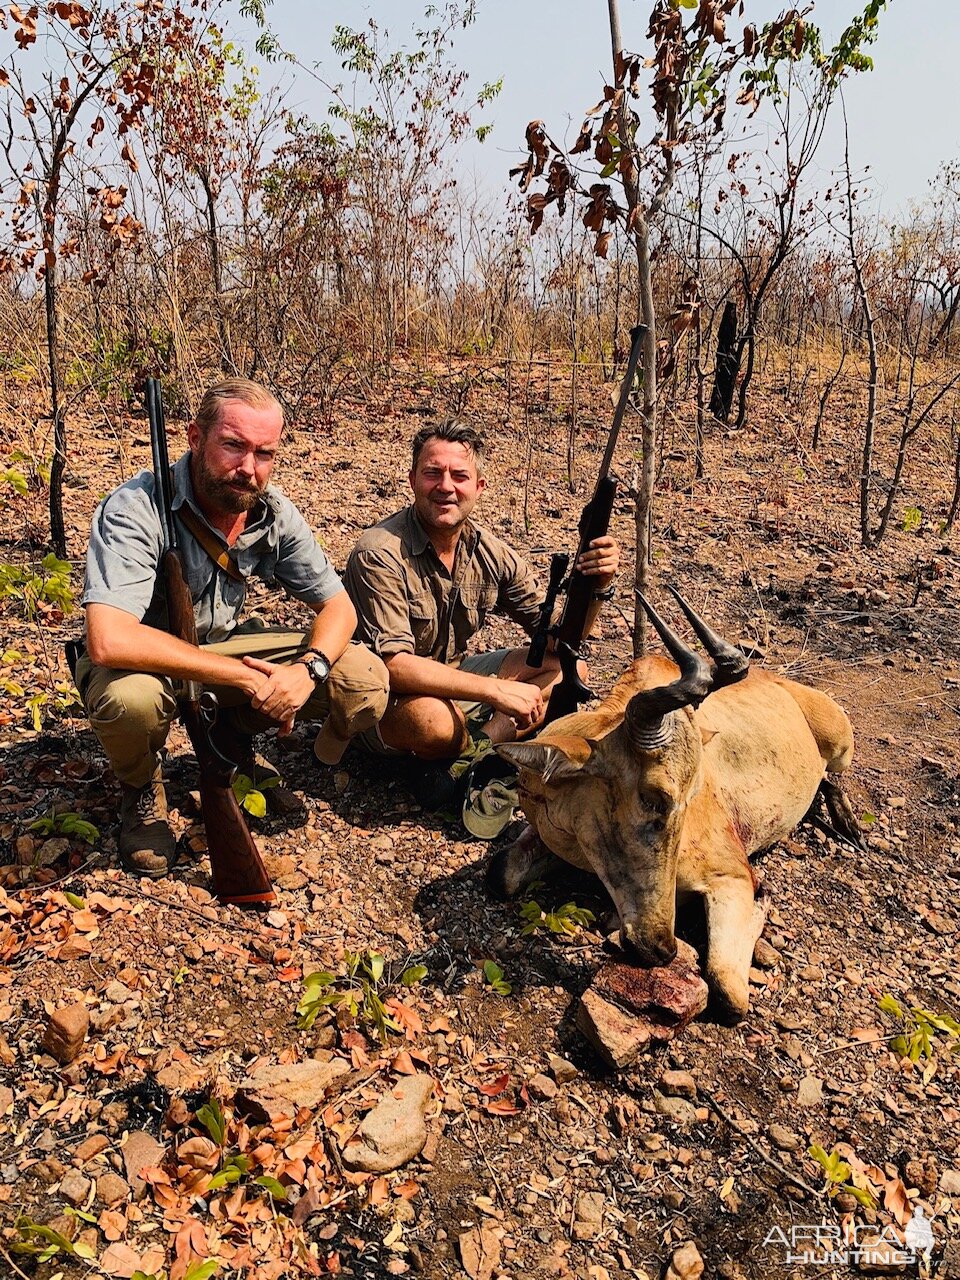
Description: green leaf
xmin=303 ymin=970 xmax=335 ymax=988
xmin=74 ymin=1240 xmax=97 ymax=1259
xmin=483 ymin=960 xmax=504 ymax=985
xmin=183 ymin=1262 xmax=220 ymax=1280
xmin=877 ymin=993 xmax=904 ymax=1018
xmin=65 ymin=892 xmax=86 ymax=909
xmin=196 ymin=1098 xmax=226 ymax=1146
xmin=365 ymin=951 xmax=385 ymax=983
xmin=241 ymin=788 xmax=267 ymax=818
xmin=255 ymin=1175 xmax=288 ymax=1200
xmin=400 ymin=964 xmax=428 ymax=987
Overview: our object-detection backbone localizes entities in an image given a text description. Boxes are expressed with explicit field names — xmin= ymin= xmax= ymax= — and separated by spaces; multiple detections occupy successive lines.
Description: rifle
xmin=530 ymin=323 xmax=646 ymax=726
xmin=146 ymin=377 xmax=276 ymax=907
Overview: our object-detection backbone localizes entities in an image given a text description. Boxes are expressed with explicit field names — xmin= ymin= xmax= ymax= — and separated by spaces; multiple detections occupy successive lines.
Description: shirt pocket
xmin=407 ymin=590 xmax=438 ymax=657
xmin=458 ymin=582 xmax=499 ymax=644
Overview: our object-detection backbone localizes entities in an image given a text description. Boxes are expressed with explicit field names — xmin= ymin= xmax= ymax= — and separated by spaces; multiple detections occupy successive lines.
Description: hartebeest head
xmin=498 ymin=590 xmax=749 ymax=967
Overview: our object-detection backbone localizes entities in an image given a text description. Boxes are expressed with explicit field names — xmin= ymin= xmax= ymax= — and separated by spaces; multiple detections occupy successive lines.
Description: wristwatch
xmin=592 ymin=585 xmax=616 ymax=602
xmin=298 ymin=648 xmax=332 ymax=684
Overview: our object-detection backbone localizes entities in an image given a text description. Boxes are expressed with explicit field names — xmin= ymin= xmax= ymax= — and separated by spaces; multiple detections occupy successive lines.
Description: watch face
xmin=307 ymin=654 xmax=331 ymax=682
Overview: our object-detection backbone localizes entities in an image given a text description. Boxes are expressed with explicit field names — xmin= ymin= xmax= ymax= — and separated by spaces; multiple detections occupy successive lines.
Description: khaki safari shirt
xmin=345 ymin=505 xmax=542 ymax=666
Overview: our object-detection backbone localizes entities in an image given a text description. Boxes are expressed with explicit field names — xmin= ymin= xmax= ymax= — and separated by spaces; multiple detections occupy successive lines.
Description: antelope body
xmin=491 ymin=591 xmax=856 ymax=1022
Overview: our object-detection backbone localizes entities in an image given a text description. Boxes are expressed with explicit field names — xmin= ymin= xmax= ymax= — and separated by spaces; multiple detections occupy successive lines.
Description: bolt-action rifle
xmin=146 ymin=377 xmax=275 ymax=906
xmin=529 ymin=323 xmax=646 ymax=726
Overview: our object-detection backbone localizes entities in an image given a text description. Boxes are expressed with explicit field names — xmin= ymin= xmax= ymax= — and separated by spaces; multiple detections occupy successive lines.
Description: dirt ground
xmin=1 ymin=355 xmax=959 ymax=1280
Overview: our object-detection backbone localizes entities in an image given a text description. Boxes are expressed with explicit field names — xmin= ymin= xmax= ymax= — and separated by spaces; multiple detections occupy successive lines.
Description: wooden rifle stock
xmin=147 ymin=378 xmax=275 ymax=907
xmin=536 ymin=325 xmax=646 ymax=728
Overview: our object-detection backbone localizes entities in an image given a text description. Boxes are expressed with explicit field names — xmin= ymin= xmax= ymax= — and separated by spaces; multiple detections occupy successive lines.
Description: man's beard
xmin=194 ymin=450 xmax=264 ymax=514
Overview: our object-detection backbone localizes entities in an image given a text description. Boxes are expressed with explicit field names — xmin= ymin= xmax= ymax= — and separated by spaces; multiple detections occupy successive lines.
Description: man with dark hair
xmin=344 ymin=419 xmax=619 ymax=803
xmin=78 ymin=377 xmax=389 ymax=876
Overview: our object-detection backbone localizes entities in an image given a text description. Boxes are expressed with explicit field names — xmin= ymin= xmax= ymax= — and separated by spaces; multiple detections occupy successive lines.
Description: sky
xmin=239 ymin=0 xmax=960 ymax=220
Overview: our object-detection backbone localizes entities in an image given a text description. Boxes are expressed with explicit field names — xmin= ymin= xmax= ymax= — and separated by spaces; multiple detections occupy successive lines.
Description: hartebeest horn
xmin=625 ymin=591 xmax=749 ymax=747
xmin=666 ymin=587 xmax=750 ymax=689
xmin=625 ymin=592 xmax=713 ymax=746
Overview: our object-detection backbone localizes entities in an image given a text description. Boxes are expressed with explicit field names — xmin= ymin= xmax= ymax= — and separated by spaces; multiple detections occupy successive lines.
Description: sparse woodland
xmin=2 ymin=2 xmax=960 ymax=1279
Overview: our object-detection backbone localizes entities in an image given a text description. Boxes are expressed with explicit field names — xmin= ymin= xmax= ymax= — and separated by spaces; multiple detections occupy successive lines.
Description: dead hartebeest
xmin=490 ymin=589 xmax=858 ymax=1022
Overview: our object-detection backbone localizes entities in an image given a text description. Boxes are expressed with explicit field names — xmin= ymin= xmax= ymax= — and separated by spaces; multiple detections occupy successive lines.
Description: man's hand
xmin=575 ymin=534 xmax=619 ymax=582
xmin=241 ymin=655 xmax=315 ymax=735
xmin=488 ymin=678 xmax=545 ymax=732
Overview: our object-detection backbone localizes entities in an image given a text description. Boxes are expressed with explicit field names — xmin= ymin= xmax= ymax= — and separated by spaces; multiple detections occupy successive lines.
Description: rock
xmin=666 ymin=1241 xmax=705 ymax=1280
xmin=659 ymin=1069 xmax=697 ymax=1099
xmin=74 ymin=1135 xmax=111 ymax=1164
xmin=103 ymin=980 xmax=132 ymax=1004
xmin=96 ymin=1172 xmax=130 ymax=1205
xmin=577 ymin=943 xmax=709 ymax=1070
xmin=237 ymin=1059 xmax=353 ymax=1124
xmin=121 ymin=1130 xmax=166 ymax=1201
xmin=528 ymin=1073 xmax=558 ymax=1101
xmin=940 ymin=1168 xmax=960 ymax=1197
xmin=595 ymin=942 xmax=709 ymax=1022
xmin=577 ymin=990 xmax=655 ymax=1069
xmin=41 ymin=1002 xmax=89 ymax=1064
xmin=0 ymin=1033 xmax=15 ymax=1065
xmin=572 ymin=1190 xmax=605 ymax=1241
xmin=458 ymin=1222 xmax=502 ymax=1280
xmin=653 ymin=1092 xmax=698 ymax=1130
xmin=796 ymin=1075 xmax=823 ymax=1108
xmin=59 ymin=1169 xmax=91 ymax=1206
xmin=768 ymin=1124 xmax=802 ymax=1152
xmin=342 ymin=1074 xmax=434 ymax=1173
xmin=34 ymin=1157 xmax=66 ymax=1185
xmin=905 ymin=1156 xmax=938 ymax=1198
xmin=37 ymin=837 xmax=70 ymax=867
xmin=547 ymin=1053 xmax=578 ymax=1084
xmin=753 ymin=938 xmax=781 ymax=969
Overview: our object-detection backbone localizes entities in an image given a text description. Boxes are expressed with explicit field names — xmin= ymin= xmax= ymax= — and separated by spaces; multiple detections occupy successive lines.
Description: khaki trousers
xmin=75 ymin=627 xmax=389 ymax=787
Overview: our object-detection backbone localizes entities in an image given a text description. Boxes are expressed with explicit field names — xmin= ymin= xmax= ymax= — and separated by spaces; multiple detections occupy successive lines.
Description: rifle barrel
xmin=596 ymin=324 xmax=646 ymax=486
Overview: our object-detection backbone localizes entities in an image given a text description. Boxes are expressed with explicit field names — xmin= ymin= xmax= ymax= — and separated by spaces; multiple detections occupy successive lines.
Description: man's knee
xmin=327 ymin=644 xmax=390 ymax=736
xmin=380 ymin=695 xmax=467 ymax=760
xmin=85 ymin=670 xmax=176 ymax=735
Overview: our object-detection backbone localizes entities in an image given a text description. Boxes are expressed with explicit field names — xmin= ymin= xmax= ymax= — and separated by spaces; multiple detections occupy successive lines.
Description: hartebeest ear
xmin=496 ymin=737 xmax=591 ymax=782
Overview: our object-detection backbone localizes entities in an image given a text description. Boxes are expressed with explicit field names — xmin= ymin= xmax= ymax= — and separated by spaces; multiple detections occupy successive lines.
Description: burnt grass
xmin=1 ymin=353 xmax=960 ymax=1279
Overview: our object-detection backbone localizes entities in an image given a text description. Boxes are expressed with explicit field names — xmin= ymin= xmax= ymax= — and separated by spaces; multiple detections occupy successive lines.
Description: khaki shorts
xmin=359 ymin=648 xmax=511 ymax=757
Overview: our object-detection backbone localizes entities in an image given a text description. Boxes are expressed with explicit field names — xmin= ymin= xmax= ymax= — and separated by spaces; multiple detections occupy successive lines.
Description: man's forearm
xmin=85 ymin=613 xmax=253 ymax=689
xmin=386 ymin=652 xmax=497 ymax=704
xmin=303 ymin=591 xmax=357 ymax=666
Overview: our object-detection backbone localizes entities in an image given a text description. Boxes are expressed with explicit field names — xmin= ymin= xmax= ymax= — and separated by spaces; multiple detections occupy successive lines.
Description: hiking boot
xmin=399 ymin=757 xmax=467 ymax=814
xmin=119 ymin=766 xmax=176 ymax=879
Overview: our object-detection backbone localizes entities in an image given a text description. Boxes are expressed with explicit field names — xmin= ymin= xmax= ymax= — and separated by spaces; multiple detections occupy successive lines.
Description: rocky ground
xmin=1 ymin=354 xmax=959 ymax=1280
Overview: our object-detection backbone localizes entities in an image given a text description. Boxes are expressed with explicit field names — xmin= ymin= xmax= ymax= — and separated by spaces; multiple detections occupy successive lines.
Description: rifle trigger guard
xmin=199 ymin=692 xmax=240 ymax=777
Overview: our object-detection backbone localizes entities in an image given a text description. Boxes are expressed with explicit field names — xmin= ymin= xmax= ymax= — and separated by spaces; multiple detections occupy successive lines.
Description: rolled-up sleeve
xmin=344 ymin=547 xmax=416 ymax=658
xmin=273 ymin=499 xmax=345 ymax=605
xmin=81 ymin=478 xmax=163 ymax=619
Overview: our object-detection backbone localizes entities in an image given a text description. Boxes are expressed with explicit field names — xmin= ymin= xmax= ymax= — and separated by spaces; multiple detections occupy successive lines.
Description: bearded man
xmin=77 ymin=377 xmax=388 ymax=876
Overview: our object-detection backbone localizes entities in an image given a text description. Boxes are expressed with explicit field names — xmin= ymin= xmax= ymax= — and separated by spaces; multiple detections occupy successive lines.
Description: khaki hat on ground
xmin=313 ymin=718 xmax=351 ymax=765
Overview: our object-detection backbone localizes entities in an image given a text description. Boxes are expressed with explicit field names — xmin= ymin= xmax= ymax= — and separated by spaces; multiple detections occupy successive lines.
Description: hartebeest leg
xmin=487 ymin=824 xmax=567 ymax=900
xmin=701 ymin=869 xmax=766 ymax=1023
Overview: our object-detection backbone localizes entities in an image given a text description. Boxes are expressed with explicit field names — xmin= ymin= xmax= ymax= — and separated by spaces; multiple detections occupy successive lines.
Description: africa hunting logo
xmin=764 ymin=1205 xmax=936 ymax=1268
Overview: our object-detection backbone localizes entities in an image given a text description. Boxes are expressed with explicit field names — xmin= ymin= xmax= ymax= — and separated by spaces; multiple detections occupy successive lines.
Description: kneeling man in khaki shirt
xmin=343 ymin=419 xmax=619 ymax=805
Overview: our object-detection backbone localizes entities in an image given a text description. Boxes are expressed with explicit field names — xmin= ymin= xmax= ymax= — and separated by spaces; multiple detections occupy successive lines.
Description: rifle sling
xmin=176 ymin=504 xmax=245 ymax=583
